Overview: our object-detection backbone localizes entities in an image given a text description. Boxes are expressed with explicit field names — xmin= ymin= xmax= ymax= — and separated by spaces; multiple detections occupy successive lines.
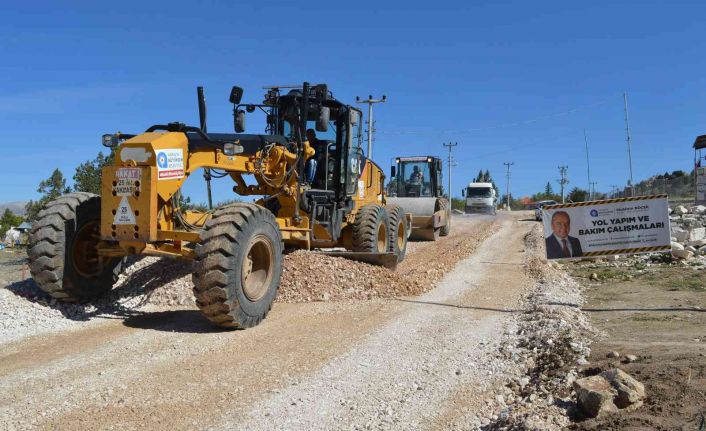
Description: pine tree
xmin=475 ymin=169 xmax=484 ymax=182
xmin=73 ymin=150 xmax=115 ymax=194
xmin=544 ymin=182 xmax=554 ymax=197
xmin=25 ymin=169 xmax=70 ymax=221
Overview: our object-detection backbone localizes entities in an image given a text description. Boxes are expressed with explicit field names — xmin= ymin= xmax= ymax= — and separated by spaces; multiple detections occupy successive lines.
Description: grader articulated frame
xmin=28 ymin=82 xmax=408 ymax=328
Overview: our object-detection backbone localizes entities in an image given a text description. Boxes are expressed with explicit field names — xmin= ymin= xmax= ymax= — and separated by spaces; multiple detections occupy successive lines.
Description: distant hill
xmin=0 ymin=201 xmax=28 ymax=217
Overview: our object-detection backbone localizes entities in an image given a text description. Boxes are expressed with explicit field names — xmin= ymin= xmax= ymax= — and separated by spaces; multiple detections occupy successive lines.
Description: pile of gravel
xmin=0 ymin=256 xmax=195 ymax=344
xmin=279 ymin=251 xmax=422 ymax=302
xmin=0 ymin=218 xmax=499 ymax=344
xmin=479 ymin=225 xmax=597 ymax=429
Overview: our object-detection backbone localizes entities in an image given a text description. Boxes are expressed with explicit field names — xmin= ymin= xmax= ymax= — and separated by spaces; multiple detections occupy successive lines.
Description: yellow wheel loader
xmin=28 ymin=82 xmax=408 ymax=328
xmin=387 ymin=156 xmax=450 ymax=241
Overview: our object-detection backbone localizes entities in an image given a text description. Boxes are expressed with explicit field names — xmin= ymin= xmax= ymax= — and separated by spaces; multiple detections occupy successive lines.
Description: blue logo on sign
xmin=157 ymin=152 xmax=168 ymax=168
xmin=590 ymin=209 xmax=598 ymax=217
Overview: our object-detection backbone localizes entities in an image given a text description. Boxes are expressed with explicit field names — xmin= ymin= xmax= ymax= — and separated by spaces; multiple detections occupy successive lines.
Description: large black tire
xmin=28 ymin=192 xmax=124 ymax=301
xmin=438 ymin=198 xmax=451 ymax=237
xmin=192 ymin=203 xmax=283 ymax=329
xmin=352 ymin=204 xmax=390 ymax=253
xmin=386 ymin=205 xmax=407 ymax=262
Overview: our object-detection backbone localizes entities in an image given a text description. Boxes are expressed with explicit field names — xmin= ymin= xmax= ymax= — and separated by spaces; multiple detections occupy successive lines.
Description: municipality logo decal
xmin=157 ymin=152 xmax=168 ymax=168
xmin=590 ymin=209 xmax=599 ymax=217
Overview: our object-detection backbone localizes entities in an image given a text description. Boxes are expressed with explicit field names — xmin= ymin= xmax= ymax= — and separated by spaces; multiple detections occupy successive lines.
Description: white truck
xmin=463 ymin=182 xmax=497 ymax=215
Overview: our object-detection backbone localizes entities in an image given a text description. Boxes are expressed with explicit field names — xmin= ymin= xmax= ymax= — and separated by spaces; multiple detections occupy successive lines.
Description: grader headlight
xmin=223 ymin=142 xmax=244 ymax=156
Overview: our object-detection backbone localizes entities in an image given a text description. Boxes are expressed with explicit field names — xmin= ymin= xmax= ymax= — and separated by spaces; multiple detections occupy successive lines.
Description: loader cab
xmin=390 ymin=157 xmax=444 ymax=198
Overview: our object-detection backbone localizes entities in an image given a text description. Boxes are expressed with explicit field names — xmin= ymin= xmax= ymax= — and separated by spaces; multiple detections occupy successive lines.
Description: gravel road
xmin=0 ymin=213 xmax=581 ymax=430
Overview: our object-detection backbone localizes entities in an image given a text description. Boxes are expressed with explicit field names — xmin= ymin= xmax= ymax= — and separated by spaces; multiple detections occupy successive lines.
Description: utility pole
xmin=557 ymin=165 xmax=569 ymax=203
xmin=584 ymin=128 xmax=591 ymax=193
xmin=623 ymin=92 xmax=635 ymax=196
xmin=589 ymin=181 xmax=598 ymax=200
xmin=610 ymin=184 xmax=618 ymax=198
xmin=504 ymin=162 xmax=514 ymax=210
xmin=443 ymin=142 xmax=458 ymax=199
xmin=356 ymin=94 xmax=386 ymax=159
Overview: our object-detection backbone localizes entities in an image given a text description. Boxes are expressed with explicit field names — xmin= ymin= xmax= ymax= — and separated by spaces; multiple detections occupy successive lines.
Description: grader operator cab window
xmin=344 ymin=109 xmax=364 ymax=195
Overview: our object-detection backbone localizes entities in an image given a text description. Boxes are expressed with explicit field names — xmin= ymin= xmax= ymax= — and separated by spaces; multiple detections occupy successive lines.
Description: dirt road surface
xmin=0 ymin=213 xmax=541 ymax=430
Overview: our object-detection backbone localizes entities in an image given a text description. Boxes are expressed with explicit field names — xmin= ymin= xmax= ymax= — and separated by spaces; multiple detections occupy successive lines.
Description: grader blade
xmin=315 ymin=251 xmax=399 ymax=270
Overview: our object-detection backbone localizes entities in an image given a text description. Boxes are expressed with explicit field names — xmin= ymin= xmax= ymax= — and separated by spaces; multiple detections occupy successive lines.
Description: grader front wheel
xmin=192 ymin=203 xmax=283 ymax=329
xmin=28 ymin=192 xmax=124 ymax=301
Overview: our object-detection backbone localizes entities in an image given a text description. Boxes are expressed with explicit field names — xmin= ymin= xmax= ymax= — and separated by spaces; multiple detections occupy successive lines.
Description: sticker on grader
xmin=156 ymin=148 xmax=185 ymax=180
xmin=114 ymin=197 xmax=136 ymax=225
xmin=113 ymin=167 xmax=141 ymax=196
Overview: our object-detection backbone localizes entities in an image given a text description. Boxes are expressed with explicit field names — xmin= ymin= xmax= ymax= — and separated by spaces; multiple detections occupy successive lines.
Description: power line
xmin=589 ymin=181 xmax=598 ymax=200
xmin=583 ymin=128 xmax=591 ymax=194
xmin=443 ymin=142 xmax=458 ymax=199
xmin=557 ymin=166 xmax=569 ymax=203
xmin=378 ymin=95 xmax=614 ymax=136
xmin=356 ymin=94 xmax=386 ymax=159
xmin=623 ymin=92 xmax=635 ymax=197
xmin=504 ymin=162 xmax=514 ymax=210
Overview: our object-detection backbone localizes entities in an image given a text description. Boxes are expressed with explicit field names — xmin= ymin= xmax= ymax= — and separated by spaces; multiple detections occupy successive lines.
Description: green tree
xmin=0 ymin=209 xmax=24 ymax=237
xmin=544 ymin=182 xmax=554 ymax=197
xmin=451 ymin=197 xmax=464 ymax=211
xmin=25 ymin=169 xmax=70 ymax=221
xmin=567 ymin=187 xmax=588 ymax=203
xmin=73 ymin=150 xmax=115 ymax=194
xmin=474 ymin=169 xmax=484 ymax=182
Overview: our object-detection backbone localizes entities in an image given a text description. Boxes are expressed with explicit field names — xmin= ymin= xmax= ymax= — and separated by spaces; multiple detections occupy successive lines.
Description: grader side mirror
xmin=102 ymin=134 xmax=118 ymax=148
xmin=390 ymin=166 xmax=396 ymax=178
xmin=229 ymin=86 xmax=243 ymax=104
xmin=234 ymin=109 xmax=246 ymax=133
xmin=316 ymin=107 xmax=330 ymax=132
xmin=462 ymin=189 xmax=465 ymax=197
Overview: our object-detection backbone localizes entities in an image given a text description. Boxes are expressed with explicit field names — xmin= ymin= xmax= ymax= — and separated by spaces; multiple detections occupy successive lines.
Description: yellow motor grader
xmin=28 ymin=82 xmax=408 ymax=328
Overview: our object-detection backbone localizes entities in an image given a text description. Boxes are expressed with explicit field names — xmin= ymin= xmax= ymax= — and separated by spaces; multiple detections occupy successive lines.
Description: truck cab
xmin=463 ymin=182 xmax=497 ymax=215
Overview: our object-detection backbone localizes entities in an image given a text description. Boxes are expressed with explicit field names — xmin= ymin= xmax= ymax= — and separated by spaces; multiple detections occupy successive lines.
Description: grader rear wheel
xmin=192 ymin=203 xmax=283 ymax=329
xmin=352 ymin=204 xmax=390 ymax=254
xmin=28 ymin=192 xmax=124 ymax=301
xmin=386 ymin=205 xmax=407 ymax=262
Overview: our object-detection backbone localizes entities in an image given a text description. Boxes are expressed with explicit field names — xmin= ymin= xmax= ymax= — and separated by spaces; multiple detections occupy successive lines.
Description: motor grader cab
xmin=28 ymin=82 xmax=408 ymax=329
xmin=386 ymin=156 xmax=450 ymax=240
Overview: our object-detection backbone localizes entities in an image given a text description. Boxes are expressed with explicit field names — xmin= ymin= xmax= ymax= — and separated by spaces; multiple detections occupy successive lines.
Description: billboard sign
xmin=542 ymin=195 xmax=671 ymax=260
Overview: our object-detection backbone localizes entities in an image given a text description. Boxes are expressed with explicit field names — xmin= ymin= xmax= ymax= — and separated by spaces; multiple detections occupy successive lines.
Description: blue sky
xmin=1 ymin=0 xmax=705 ymax=204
